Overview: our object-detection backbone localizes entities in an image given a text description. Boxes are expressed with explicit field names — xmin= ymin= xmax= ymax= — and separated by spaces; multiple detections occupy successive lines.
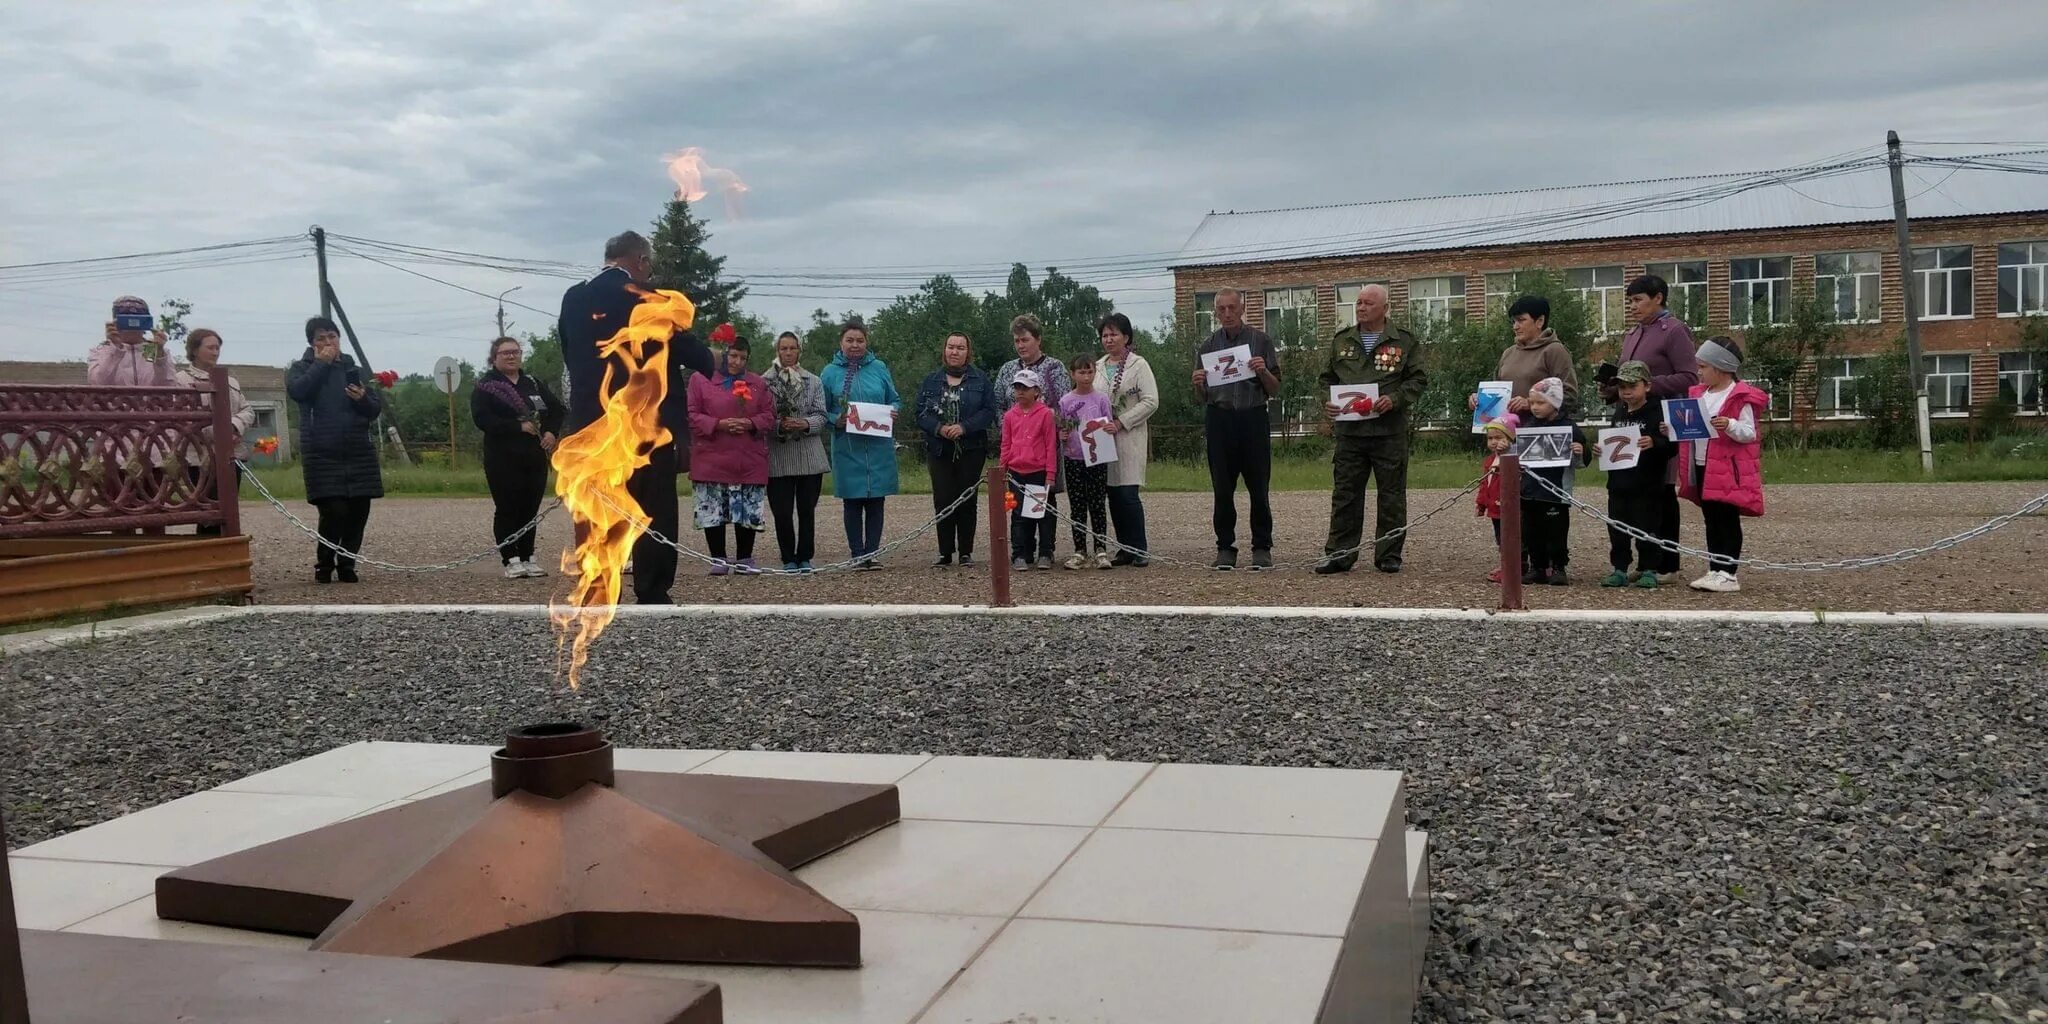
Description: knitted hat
xmin=1615 ymin=361 xmax=1652 ymax=385
xmin=111 ymin=295 xmax=149 ymax=317
xmin=1698 ymin=338 xmax=1743 ymax=373
xmin=1528 ymin=377 xmax=1565 ymax=410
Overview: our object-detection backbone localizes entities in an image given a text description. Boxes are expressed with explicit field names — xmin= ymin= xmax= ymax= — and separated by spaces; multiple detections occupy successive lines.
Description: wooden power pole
xmin=1886 ymin=131 xmax=1935 ymax=473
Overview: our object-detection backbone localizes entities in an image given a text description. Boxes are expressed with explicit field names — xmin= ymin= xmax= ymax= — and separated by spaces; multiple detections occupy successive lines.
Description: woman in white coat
xmin=1095 ymin=313 xmax=1158 ymax=566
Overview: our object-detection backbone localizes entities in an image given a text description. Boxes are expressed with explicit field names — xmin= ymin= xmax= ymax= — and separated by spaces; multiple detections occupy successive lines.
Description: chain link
xmin=237 ymin=460 xmax=560 ymax=573
xmin=1009 ymin=471 xmax=1486 ymax=571
xmin=599 ymin=476 xmax=985 ymax=576
xmin=1516 ymin=465 xmax=2048 ymax=571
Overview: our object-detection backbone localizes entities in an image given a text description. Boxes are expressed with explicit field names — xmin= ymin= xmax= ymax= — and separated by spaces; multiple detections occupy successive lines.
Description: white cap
xmin=1011 ymin=369 xmax=1043 ymax=390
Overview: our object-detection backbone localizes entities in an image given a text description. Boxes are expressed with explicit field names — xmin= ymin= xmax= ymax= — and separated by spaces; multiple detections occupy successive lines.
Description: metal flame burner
xmin=155 ymin=724 xmax=901 ymax=969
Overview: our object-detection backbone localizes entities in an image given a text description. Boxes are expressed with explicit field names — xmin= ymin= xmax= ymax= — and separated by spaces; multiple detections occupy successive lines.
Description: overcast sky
xmin=3 ymin=0 xmax=2044 ymax=375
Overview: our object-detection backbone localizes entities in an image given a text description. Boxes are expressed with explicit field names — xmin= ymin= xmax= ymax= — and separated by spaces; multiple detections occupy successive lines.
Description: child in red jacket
xmin=1000 ymin=369 xmax=1059 ymax=570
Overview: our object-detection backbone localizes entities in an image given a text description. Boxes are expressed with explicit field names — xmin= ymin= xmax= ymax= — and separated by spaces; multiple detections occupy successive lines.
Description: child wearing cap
xmin=1000 ymin=369 xmax=1059 ymax=570
xmin=1675 ymin=336 xmax=1768 ymax=594
xmin=1601 ymin=361 xmax=1678 ymax=588
xmin=1516 ymin=377 xmax=1587 ymax=586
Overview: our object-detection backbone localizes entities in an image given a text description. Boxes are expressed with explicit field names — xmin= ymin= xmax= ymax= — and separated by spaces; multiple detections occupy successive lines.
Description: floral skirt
xmin=693 ymin=482 xmax=767 ymax=530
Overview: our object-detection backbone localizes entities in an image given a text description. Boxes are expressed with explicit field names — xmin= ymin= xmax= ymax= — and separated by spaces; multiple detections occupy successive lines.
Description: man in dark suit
xmin=560 ymin=230 xmax=715 ymax=604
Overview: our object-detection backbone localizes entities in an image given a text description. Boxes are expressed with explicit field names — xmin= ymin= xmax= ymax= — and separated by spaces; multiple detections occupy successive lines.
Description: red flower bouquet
xmin=374 ymin=369 xmax=399 ymax=388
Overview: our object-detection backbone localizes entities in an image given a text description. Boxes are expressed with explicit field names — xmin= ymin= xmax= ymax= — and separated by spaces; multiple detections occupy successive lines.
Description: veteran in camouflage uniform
xmin=1316 ymin=284 xmax=1428 ymax=574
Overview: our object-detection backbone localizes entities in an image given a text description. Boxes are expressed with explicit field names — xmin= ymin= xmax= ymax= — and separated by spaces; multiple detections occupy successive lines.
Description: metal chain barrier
xmin=597 ymin=477 xmax=985 ymax=577
xmin=1517 ymin=465 xmax=2048 ymax=571
xmin=237 ymin=459 xmax=560 ymax=573
xmin=1009 ymin=470 xmax=1486 ymax=571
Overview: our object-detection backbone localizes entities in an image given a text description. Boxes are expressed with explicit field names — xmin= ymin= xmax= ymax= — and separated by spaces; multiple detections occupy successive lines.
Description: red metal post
xmin=1498 ymin=453 xmax=1525 ymax=611
xmin=986 ymin=462 xmax=1012 ymax=608
xmin=210 ymin=367 xmax=240 ymax=538
xmin=0 ymin=805 xmax=32 ymax=1022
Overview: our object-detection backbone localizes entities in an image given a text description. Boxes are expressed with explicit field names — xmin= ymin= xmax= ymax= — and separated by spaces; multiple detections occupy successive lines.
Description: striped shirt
xmin=1358 ymin=331 xmax=1383 ymax=358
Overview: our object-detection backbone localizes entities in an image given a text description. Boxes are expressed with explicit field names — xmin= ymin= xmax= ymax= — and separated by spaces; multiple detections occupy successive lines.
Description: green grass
xmin=239 ymin=442 xmax=2048 ymax=500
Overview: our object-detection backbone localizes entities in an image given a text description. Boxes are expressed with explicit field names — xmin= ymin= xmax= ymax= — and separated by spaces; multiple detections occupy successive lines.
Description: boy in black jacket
xmin=1518 ymin=376 xmax=1588 ymax=585
xmin=1600 ymin=361 xmax=1678 ymax=588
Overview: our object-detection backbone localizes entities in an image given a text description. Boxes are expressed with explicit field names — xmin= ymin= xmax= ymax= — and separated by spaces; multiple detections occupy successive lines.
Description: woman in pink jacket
xmin=1675 ymin=336 xmax=1767 ymax=594
xmin=686 ymin=336 xmax=777 ymax=575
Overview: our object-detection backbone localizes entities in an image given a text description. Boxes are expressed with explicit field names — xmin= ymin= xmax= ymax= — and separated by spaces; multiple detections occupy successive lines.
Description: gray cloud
xmin=3 ymin=0 xmax=2044 ymax=374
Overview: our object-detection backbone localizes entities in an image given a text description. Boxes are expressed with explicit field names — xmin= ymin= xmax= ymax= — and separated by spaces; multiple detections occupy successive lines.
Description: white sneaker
xmin=1094 ymin=551 xmax=1113 ymax=570
xmin=503 ymin=561 xmax=525 ymax=579
xmin=1690 ymin=570 xmax=1741 ymax=593
xmin=520 ymin=557 xmax=547 ymax=578
xmin=1063 ymin=553 xmax=1087 ymax=570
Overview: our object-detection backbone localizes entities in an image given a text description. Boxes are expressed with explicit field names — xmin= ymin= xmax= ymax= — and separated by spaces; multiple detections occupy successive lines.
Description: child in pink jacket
xmin=1674 ymin=336 xmax=1768 ymax=594
xmin=1000 ymin=369 xmax=1058 ymax=570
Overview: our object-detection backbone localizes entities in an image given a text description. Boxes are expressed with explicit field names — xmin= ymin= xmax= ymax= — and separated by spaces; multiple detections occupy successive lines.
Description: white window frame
xmin=1643 ymin=260 xmax=1710 ymax=327
xmin=1814 ymin=251 xmax=1883 ymax=324
xmin=1193 ymin=292 xmax=1217 ymax=337
xmin=1408 ymin=276 xmax=1466 ymax=324
xmin=1997 ymin=241 xmax=2048 ymax=317
xmin=1334 ymin=281 xmax=1389 ymax=329
xmin=1482 ymin=271 xmax=1529 ymax=315
xmin=1923 ymin=354 xmax=1973 ymax=415
xmin=1911 ymin=245 xmax=1973 ymax=321
xmin=1817 ymin=357 xmax=1867 ymax=419
xmin=1261 ymin=286 xmax=1318 ymax=348
xmin=1566 ymin=266 xmax=1627 ymax=336
xmin=1729 ymin=256 xmax=1792 ymax=327
xmin=1995 ymin=351 xmax=2042 ymax=413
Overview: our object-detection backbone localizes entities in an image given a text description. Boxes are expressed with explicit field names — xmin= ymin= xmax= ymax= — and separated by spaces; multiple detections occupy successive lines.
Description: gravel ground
xmin=236 ymin=482 xmax=2048 ymax=611
xmin=4 ymin=613 xmax=2044 ymax=1022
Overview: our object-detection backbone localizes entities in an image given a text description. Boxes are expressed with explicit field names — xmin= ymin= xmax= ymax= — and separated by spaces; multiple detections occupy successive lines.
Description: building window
xmin=1815 ymin=252 xmax=1882 ymax=323
xmin=1911 ymin=245 xmax=1973 ymax=319
xmin=1729 ymin=257 xmax=1791 ymax=327
xmin=1262 ymin=287 xmax=1318 ymax=348
xmin=1997 ymin=241 xmax=2048 ymax=317
xmin=1408 ymin=276 xmax=1466 ymax=323
xmin=1817 ymin=357 xmax=1868 ymax=417
xmin=1483 ymin=272 xmax=1530 ymax=314
xmin=1924 ymin=354 xmax=1972 ymax=413
xmin=1193 ymin=292 xmax=1216 ymax=337
xmin=1643 ymin=261 xmax=1710 ymax=327
xmin=1567 ymin=266 xmax=1626 ymax=336
xmin=1335 ymin=282 xmax=1389 ymax=329
xmin=1999 ymin=352 xmax=2043 ymax=412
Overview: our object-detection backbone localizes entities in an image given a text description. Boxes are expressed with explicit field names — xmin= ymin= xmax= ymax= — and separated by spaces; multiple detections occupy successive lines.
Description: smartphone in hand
xmin=345 ymin=368 xmax=363 ymax=387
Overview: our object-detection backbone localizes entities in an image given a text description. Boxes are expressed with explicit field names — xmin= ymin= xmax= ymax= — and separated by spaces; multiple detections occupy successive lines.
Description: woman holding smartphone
xmin=286 ymin=316 xmax=384 ymax=583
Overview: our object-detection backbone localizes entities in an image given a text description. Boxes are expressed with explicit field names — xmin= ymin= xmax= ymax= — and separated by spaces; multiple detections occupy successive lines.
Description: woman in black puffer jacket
xmin=285 ymin=316 xmax=384 ymax=583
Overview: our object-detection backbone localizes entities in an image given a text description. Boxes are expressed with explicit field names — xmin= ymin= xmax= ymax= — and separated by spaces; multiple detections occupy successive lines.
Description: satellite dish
xmin=432 ymin=356 xmax=462 ymax=395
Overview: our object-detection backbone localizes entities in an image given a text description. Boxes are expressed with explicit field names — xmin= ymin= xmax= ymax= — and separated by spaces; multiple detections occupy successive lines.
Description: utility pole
xmin=313 ymin=225 xmax=332 ymax=320
xmin=1887 ymin=131 xmax=1935 ymax=473
xmin=496 ymin=286 xmax=521 ymax=338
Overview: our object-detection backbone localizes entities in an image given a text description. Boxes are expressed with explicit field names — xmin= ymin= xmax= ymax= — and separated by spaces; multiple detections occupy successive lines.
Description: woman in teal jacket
xmin=819 ymin=320 xmax=901 ymax=569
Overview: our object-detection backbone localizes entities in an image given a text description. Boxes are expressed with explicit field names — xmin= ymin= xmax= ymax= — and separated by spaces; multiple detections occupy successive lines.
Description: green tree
xmin=1853 ymin=337 xmax=1917 ymax=449
xmin=869 ymin=274 xmax=982 ymax=385
xmin=647 ymin=197 xmax=747 ymax=328
xmin=1743 ymin=291 xmax=1845 ymax=447
xmin=1410 ymin=269 xmax=1595 ymax=432
xmin=156 ymin=297 xmax=194 ymax=344
xmin=524 ymin=326 xmax=565 ymax=397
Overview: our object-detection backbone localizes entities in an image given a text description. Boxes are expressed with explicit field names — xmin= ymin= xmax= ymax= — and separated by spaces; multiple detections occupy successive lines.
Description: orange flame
xmin=661 ymin=147 xmax=750 ymax=217
xmin=549 ymin=285 xmax=696 ymax=689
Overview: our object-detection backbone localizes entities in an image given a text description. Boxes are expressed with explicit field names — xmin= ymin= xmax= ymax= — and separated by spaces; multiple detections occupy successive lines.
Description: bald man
xmin=1317 ymin=285 xmax=1427 ymax=573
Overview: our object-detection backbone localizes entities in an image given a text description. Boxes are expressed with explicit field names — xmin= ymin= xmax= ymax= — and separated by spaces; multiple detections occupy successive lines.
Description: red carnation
xmin=710 ymin=323 xmax=737 ymax=345
xmin=374 ymin=369 xmax=399 ymax=388
xmin=733 ymin=381 xmax=753 ymax=403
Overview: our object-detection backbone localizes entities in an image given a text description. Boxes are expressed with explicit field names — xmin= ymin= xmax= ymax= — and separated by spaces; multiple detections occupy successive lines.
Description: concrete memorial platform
xmin=10 ymin=742 xmax=1430 ymax=1023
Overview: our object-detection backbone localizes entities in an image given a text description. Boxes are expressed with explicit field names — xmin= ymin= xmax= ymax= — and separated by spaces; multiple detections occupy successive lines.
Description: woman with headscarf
xmin=686 ymin=335 xmax=777 ymax=574
xmin=173 ymin=328 xmax=255 ymax=536
xmin=763 ymin=331 xmax=829 ymax=572
xmin=472 ymin=336 xmax=565 ymax=578
xmin=819 ymin=320 xmax=900 ymax=570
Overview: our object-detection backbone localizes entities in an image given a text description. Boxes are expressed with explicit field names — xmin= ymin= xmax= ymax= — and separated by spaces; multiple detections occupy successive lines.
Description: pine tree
xmin=647 ymin=198 xmax=747 ymax=329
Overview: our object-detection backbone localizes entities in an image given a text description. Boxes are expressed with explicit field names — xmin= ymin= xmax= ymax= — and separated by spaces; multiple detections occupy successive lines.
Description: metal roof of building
xmin=1173 ymin=157 xmax=2048 ymax=269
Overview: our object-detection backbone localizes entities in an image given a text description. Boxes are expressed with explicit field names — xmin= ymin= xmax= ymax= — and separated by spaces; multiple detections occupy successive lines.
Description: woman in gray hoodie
xmin=762 ymin=332 xmax=829 ymax=571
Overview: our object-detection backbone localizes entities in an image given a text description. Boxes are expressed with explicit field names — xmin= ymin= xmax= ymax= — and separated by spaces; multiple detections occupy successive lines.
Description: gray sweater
xmin=763 ymin=364 xmax=830 ymax=478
